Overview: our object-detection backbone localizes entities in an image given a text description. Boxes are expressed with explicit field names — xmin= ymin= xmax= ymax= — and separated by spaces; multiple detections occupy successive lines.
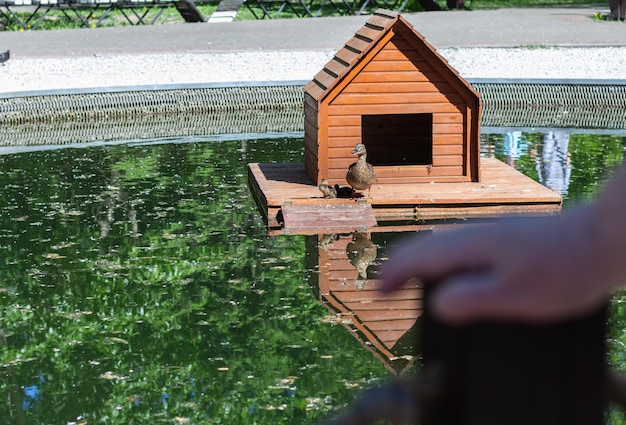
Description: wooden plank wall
xmin=325 ymin=32 xmax=470 ymax=185
xmin=304 ymin=92 xmax=320 ymax=183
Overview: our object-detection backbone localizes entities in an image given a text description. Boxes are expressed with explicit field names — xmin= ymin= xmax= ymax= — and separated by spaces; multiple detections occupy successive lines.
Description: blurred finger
xmin=379 ymin=228 xmax=491 ymax=293
xmin=429 ymin=272 xmax=523 ymax=324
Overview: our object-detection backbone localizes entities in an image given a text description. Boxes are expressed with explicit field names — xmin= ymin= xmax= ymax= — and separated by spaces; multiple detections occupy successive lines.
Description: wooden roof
xmin=303 ymin=8 xmax=480 ymax=103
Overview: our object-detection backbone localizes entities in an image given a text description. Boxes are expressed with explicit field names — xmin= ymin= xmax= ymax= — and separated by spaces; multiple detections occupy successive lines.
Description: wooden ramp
xmin=281 ymin=203 xmax=377 ymax=232
xmin=248 ymin=157 xmax=562 ymax=232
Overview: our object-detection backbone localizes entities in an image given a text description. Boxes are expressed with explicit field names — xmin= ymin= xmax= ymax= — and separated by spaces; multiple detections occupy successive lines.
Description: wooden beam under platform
xmin=248 ymin=157 xmax=562 ymax=233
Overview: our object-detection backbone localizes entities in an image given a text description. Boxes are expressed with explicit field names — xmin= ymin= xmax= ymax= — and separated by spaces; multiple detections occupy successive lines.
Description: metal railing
xmin=0 ymin=0 xmax=203 ymax=29
xmin=243 ymin=0 xmax=409 ymax=18
xmin=1 ymin=80 xmax=625 ymax=147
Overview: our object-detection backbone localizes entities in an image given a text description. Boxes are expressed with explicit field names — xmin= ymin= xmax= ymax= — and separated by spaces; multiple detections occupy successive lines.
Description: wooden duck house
xmin=304 ymin=9 xmax=481 ymax=185
xmin=247 ymin=10 xmax=562 ymax=233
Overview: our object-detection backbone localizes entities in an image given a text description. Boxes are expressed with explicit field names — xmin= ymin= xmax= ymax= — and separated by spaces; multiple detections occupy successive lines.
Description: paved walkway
xmin=0 ymin=6 xmax=625 ymax=94
xmin=2 ymin=6 xmax=626 ymax=56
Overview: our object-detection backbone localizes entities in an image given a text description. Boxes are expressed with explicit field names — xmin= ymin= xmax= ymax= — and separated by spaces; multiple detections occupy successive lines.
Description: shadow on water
xmin=0 ymin=129 xmax=626 ymax=424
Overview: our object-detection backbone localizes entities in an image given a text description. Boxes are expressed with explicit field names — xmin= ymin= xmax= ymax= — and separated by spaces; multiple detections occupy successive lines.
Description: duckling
xmin=319 ymin=179 xmax=337 ymax=198
xmin=346 ymin=143 xmax=376 ymax=198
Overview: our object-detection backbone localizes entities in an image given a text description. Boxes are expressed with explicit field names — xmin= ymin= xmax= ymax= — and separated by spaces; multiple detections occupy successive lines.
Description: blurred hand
xmin=380 ymin=206 xmax=615 ymax=325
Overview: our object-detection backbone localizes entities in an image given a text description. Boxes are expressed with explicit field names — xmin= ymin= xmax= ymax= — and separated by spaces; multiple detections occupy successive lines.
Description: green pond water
xmin=1 ymin=130 xmax=626 ymax=424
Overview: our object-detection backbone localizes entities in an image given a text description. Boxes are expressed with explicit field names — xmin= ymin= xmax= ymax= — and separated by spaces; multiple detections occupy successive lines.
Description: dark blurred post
xmin=446 ymin=0 xmax=464 ymax=9
xmin=420 ymin=283 xmax=607 ymax=425
xmin=609 ymin=0 xmax=626 ymax=20
xmin=417 ymin=0 xmax=441 ymax=10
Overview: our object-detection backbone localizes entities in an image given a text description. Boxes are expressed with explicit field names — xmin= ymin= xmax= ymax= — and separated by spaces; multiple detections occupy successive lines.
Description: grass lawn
xmin=465 ymin=0 xmax=604 ymax=8
xmin=238 ymin=0 xmax=606 ymax=21
xmin=0 ymin=2 xmax=218 ymax=30
xmin=0 ymin=0 xmax=606 ymax=30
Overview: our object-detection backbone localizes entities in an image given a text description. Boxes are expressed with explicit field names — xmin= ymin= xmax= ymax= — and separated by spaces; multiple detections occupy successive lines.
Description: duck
xmin=318 ymin=178 xmax=337 ymax=198
xmin=346 ymin=143 xmax=376 ymax=197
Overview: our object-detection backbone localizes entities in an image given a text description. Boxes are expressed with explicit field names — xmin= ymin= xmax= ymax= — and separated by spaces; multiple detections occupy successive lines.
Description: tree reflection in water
xmin=0 ymin=131 xmax=625 ymax=424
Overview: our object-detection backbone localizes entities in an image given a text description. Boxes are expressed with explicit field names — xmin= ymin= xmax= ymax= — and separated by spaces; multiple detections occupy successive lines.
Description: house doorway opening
xmin=361 ymin=113 xmax=433 ymax=166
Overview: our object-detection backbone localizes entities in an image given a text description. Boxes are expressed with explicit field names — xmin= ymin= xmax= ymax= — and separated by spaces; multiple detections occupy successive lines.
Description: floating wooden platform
xmin=248 ymin=157 xmax=562 ymax=233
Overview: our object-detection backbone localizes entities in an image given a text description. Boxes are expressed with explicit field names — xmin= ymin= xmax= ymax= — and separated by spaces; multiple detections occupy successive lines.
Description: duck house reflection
xmin=307 ymin=231 xmax=423 ymax=376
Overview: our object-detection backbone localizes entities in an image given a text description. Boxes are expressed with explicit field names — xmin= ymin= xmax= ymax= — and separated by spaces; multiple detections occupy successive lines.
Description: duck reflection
xmin=346 ymin=231 xmax=377 ymax=282
xmin=308 ymin=231 xmax=422 ymax=376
